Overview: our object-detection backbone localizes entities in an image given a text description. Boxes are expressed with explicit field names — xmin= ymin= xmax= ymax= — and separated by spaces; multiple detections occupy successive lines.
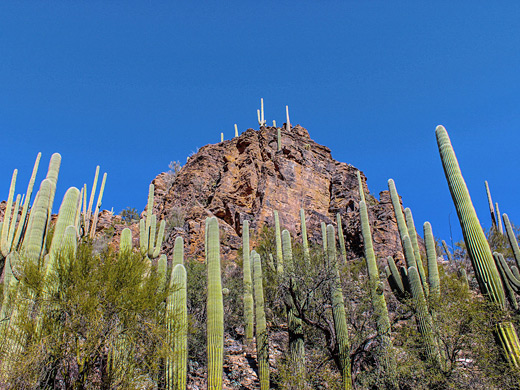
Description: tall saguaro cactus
xmin=326 ymin=225 xmax=352 ymax=390
xmin=274 ymin=210 xmax=283 ymax=274
xmin=252 ymin=252 xmax=269 ymax=390
xmin=436 ymin=125 xmax=520 ymax=367
xmin=166 ymin=264 xmax=187 ymax=390
xmin=281 ymin=229 xmax=305 ymax=384
xmin=206 ymin=217 xmax=224 ymax=389
xmin=300 ymin=209 xmax=310 ymax=265
xmin=359 ymin=201 xmax=397 ymax=388
xmin=242 ymin=220 xmax=254 ymax=345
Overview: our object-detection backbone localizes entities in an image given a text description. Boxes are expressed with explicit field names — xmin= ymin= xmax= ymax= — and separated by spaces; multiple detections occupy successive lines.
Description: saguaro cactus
xmin=166 ymin=264 xmax=187 ymax=390
xmin=359 ymin=201 xmax=397 ymax=388
xmin=252 ymin=252 xmax=269 ymax=390
xmin=300 ymin=209 xmax=310 ymax=265
xmin=242 ymin=220 xmax=254 ymax=345
xmin=281 ymin=229 xmax=305 ymax=384
xmin=206 ymin=217 xmax=224 ymax=389
xmin=436 ymin=125 xmax=520 ymax=367
xmin=326 ymin=225 xmax=352 ymax=389
xmin=274 ymin=210 xmax=283 ymax=274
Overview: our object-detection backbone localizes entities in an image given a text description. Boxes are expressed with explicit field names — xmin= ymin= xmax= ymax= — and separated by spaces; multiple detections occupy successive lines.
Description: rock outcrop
xmin=150 ymin=125 xmax=405 ymax=265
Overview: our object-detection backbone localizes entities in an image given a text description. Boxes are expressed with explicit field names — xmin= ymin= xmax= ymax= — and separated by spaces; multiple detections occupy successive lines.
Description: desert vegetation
xmin=0 ymin=124 xmax=519 ymax=389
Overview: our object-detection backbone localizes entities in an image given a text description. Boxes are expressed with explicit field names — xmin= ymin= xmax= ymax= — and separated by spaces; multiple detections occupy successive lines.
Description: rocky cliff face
xmin=150 ymin=125 xmax=405 ymax=265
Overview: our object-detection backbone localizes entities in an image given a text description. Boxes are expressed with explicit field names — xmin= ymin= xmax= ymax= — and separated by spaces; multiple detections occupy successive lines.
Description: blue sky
xmin=1 ymin=1 xmax=520 ymax=247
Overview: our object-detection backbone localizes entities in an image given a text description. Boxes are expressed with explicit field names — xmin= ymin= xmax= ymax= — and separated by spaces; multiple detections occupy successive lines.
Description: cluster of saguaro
xmin=386 ymin=179 xmax=442 ymax=366
xmin=436 ymin=125 xmax=520 ymax=367
xmin=358 ymin=178 xmax=397 ymax=387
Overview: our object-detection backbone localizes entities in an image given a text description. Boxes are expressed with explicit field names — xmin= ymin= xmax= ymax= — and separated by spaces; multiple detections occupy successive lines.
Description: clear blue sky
xmin=1 ymin=1 xmax=519 ymax=247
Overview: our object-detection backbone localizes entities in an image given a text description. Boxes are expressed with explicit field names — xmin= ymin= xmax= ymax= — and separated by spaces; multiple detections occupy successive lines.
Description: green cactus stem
xmin=404 ymin=208 xmax=428 ymax=296
xmin=12 ymin=152 xmax=41 ymax=253
xmin=139 ymin=184 xmax=165 ymax=261
xmin=89 ymin=172 xmax=107 ymax=239
xmin=282 ymin=229 xmax=305 ymax=384
xmin=408 ymin=266 xmax=442 ymax=366
xmin=494 ymin=253 xmax=519 ymax=311
xmin=485 ymin=181 xmax=497 ymax=228
xmin=242 ymin=220 xmax=254 ymax=344
xmin=424 ymin=222 xmax=440 ymax=300
xmin=387 ymin=179 xmax=408 ymax=246
xmin=0 ymin=169 xmax=18 ymax=259
xmin=166 ymin=263 xmax=187 ymax=390
xmin=257 ymin=98 xmax=266 ymax=127
xmin=274 ymin=210 xmax=283 ymax=274
xmin=503 ymin=213 xmax=520 ymax=268
xmin=157 ymin=254 xmax=168 ymax=294
xmin=337 ymin=213 xmax=347 ymax=266
xmin=173 ymin=236 xmax=184 ymax=267
xmin=359 ymin=202 xmax=397 ymax=388
xmin=206 ymin=217 xmax=223 ymax=389
xmin=119 ymin=228 xmax=132 ymax=255
xmin=442 ymin=240 xmax=453 ymax=262
xmin=496 ymin=202 xmax=504 ymax=235
xmin=321 ymin=221 xmax=327 ymax=253
xmin=84 ymin=165 xmax=100 ymax=235
xmin=385 ymin=256 xmax=406 ymax=297
xmin=326 ymin=225 xmax=352 ymax=389
xmin=436 ymin=125 xmax=520 ymax=367
xmin=300 ymin=209 xmax=310 ymax=265
xmin=252 ymin=251 xmax=269 ymax=390
xmin=357 ymin=170 xmax=366 ymax=203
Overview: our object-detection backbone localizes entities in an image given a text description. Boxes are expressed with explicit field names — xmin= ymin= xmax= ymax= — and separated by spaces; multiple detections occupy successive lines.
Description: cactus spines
xmin=436 ymin=125 xmax=520 ymax=365
xmin=359 ymin=201 xmax=397 ymax=387
xmin=172 ymin=236 xmax=184 ymax=267
xmin=252 ymin=252 xmax=269 ymax=390
xmin=300 ymin=209 xmax=310 ymax=265
xmin=274 ymin=210 xmax=283 ymax=274
xmin=408 ymin=266 xmax=441 ymax=366
xmin=326 ymin=224 xmax=352 ymax=389
xmin=485 ymin=181 xmax=497 ymax=228
xmin=166 ymin=263 xmax=187 ymax=390
xmin=206 ymin=217 xmax=224 ymax=389
xmin=503 ymin=213 xmax=520 ymax=268
xmin=424 ymin=222 xmax=440 ymax=300
xmin=242 ymin=220 xmax=254 ymax=344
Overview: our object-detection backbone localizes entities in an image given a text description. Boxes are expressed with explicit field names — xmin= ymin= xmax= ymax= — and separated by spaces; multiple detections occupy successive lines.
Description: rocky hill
xmin=148 ymin=124 xmax=405 ymax=266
